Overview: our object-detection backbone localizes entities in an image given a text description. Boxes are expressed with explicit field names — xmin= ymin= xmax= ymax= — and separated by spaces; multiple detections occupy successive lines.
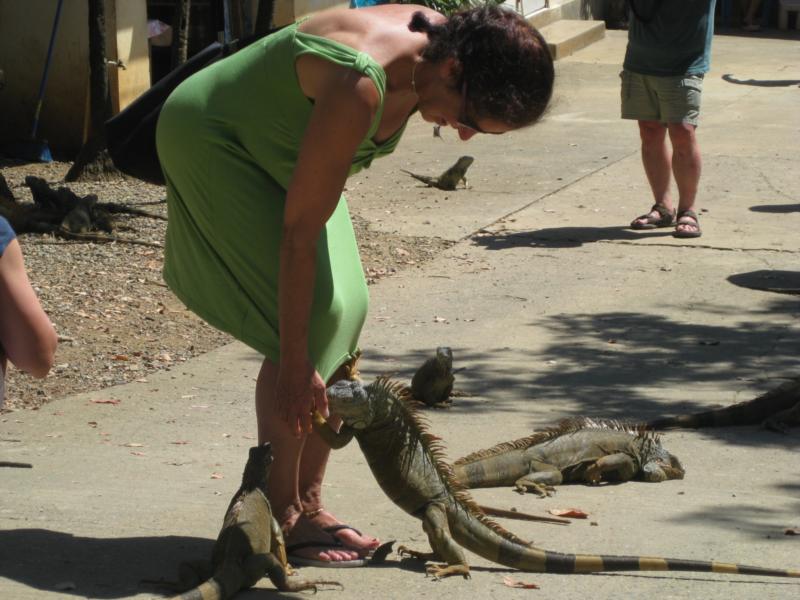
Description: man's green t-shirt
xmin=624 ymin=0 xmax=717 ymax=76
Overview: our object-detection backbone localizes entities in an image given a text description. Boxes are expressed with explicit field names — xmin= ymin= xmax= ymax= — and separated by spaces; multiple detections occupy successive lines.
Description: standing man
xmin=624 ymin=0 xmax=717 ymax=238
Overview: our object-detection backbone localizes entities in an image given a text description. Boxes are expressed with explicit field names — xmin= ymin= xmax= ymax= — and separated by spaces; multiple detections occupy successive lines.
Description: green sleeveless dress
xmin=156 ymin=21 xmax=407 ymax=382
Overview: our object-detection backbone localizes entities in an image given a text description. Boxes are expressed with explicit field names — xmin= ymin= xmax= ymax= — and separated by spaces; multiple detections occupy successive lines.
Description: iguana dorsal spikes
xmin=368 ymin=377 xmax=532 ymax=548
xmin=454 ymin=417 xmax=658 ymax=466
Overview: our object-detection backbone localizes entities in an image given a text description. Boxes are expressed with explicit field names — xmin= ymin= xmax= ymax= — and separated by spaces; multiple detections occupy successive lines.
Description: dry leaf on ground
xmin=502 ymin=576 xmax=540 ymax=589
xmin=548 ymin=508 xmax=589 ymax=519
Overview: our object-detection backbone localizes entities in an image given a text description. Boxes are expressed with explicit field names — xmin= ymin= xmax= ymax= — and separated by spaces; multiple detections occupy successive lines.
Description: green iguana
xmin=312 ymin=378 xmax=799 ymax=580
xmin=401 ymin=156 xmax=474 ymax=191
xmin=451 ymin=418 xmax=684 ymax=496
xmin=647 ymin=377 xmax=800 ymax=433
xmin=169 ymin=443 xmax=339 ymax=599
xmin=410 ymin=347 xmax=455 ymax=408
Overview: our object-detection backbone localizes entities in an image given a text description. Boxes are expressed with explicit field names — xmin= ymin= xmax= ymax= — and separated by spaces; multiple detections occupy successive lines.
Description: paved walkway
xmin=1 ymin=28 xmax=799 ymax=599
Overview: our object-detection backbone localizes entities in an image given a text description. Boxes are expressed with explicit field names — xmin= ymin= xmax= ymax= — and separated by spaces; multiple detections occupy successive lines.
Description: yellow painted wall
xmin=274 ymin=0 xmax=349 ymax=27
xmin=108 ymin=0 xmax=151 ymax=115
xmin=0 ymin=0 xmax=149 ymax=156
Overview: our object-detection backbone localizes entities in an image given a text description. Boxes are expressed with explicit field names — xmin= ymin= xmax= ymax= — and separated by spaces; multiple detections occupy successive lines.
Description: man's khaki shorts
xmin=620 ymin=71 xmax=704 ymax=126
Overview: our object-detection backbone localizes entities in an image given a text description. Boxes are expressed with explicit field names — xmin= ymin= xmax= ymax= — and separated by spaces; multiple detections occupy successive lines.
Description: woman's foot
xmin=303 ymin=508 xmax=380 ymax=556
xmin=284 ymin=513 xmax=365 ymax=564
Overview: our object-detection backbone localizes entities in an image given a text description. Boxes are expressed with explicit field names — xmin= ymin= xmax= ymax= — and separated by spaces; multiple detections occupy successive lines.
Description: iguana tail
xmin=169 ymin=581 xmax=220 ymax=600
xmin=452 ymin=512 xmax=799 ymax=577
xmin=169 ymin=576 xmax=228 ymax=600
xmin=647 ymin=378 xmax=800 ymax=429
xmin=400 ymin=169 xmax=436 ymax=186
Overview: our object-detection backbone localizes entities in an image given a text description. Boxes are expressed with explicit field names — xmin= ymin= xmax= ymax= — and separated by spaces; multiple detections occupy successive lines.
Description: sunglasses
xmin=456 ymin=81 xmax=501 ymax=135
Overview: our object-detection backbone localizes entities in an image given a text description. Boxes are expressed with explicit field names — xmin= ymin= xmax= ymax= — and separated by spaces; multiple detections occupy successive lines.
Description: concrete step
xmin=538 ymin=19 xmax=606 ymax=60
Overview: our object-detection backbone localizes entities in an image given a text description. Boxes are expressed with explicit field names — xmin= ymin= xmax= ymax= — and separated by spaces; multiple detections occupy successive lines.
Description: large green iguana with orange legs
xmin=312 ymin=377 xmax=799 ymax=580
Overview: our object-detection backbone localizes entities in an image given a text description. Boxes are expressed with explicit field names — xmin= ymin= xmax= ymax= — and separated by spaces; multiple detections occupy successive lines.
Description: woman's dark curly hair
xmin=409 ymin=6 xmax=554 ymax=128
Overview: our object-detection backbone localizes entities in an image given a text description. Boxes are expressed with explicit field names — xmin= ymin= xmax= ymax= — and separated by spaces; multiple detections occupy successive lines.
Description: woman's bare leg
xmin=256 ymin=358 xmax=377 ymax=561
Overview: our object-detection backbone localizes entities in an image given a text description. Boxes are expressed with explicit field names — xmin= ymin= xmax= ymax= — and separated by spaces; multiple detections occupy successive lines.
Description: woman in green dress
xmin=156 ymin=3 xmax=553 ymax=566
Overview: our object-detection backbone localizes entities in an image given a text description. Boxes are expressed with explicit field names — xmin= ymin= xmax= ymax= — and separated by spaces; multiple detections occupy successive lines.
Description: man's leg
xmin=256 ymin=359 xmax=361 ymax=562
xmin=630 ymin=120 xmax=674 ymax=228
xmin=667 ymin=122 xmax=702 ymax=236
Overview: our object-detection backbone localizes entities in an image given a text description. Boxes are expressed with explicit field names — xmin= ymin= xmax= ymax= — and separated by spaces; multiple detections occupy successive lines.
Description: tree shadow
xmin=722 ymin=73 xmax=800 ymax=87
xmin=728 ymin=270 xmax=800 ymax=295
xmin=363 ymin=298 xmax=799 ymax=448
xmin=749 ymin=203 xmax=800 ymax=214
xmin=472 ymin=226 xmax=672 ymax=250
xmin=0 ymin=528 xmax=302 ymax=599
xmin=665 ymin=495 xmax=800 ymax=542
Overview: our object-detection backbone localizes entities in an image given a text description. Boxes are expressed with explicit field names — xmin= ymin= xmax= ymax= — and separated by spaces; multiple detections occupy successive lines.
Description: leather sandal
xmin=630 ymin=204 xmax=675 ymax=229
xmin=673 ymin=209 xmax=702 ymax=238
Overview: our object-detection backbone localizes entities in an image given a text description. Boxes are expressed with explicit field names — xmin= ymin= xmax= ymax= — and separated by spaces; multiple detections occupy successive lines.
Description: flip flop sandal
xmin=673 ymin=209 xmax=702 ymax=238
xmin=323 ymin=524 xmax=382 ymax=556
xmin=630 ymin=204 xmax=675 ymax=230
xmin=286 ymin=540 xmax=368 ymax=568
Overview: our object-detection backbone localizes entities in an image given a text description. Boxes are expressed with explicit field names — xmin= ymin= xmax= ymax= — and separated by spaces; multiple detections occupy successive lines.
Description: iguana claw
xmin=427 ymin=563 xmax=471 ymax=580
xmin=515 ymin=483 xmax=555 ymax=497
xmin=397 ymin=545 xmax=436 ymax=562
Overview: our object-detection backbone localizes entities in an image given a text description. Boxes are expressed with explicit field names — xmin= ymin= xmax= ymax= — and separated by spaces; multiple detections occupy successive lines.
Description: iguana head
xmin=435 ymin=346 xmax=453 ymax=370
xmin=638 ymin=436 xmax=685 ymax=482
xmin=327 ymin=378 xmax=403 ymax=431
xmin=326 ymin=380 xmax=378 ymax=430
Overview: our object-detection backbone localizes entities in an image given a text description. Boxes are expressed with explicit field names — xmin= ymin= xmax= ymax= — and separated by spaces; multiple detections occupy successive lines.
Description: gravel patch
xmin=0 ymin=159 xmax=452 ymax=410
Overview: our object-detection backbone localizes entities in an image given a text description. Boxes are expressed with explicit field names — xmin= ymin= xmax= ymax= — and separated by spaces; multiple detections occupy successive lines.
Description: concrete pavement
xmin=1 ymin=28 xmax=799 ymax=599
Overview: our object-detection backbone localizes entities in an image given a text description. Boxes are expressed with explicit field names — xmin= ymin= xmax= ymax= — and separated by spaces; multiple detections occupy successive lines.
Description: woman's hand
xmin=276 ymin=359 xmax=328 ymax=438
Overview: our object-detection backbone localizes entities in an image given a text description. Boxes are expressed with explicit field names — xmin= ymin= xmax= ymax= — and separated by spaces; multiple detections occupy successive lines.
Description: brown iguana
xmin=401 ymin=156 xmax=474 ymax=191
xmin=169 ymin=443 xmax=340 ymax=599
xmin=410 ymin=347 xmax=455 ymax=408
xmin=647 ymin=376 xmax=800 ymax=433
xmin=451 ymin=418 xmax=684 ymax=496
xmin=312 ymin=378 xmax=799 ymax=580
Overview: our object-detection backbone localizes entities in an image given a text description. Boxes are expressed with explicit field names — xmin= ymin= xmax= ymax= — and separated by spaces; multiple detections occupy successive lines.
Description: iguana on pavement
xmin=411 ymin=347 xmax=455 ymax=408
xmin=170 ymin=443 xmax=339 ymax=599
xmin=647 ymin=377 xmax=800 ymax=433
xmin=313 ymin=378 xmax=799 ymax=580
xmin=451 ymin=418 xmax=684 ymax=496
xmin=401 ymin=156 xmax=474 ymax=191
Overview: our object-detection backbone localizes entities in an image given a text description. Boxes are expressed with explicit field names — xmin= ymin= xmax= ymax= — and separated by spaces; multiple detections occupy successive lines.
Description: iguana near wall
xmin=647 ymin=377 xmax=800 ymax=433
xmin=169 ymin=443 xmax=339 ymax=599
xmin=312 ymin=378 xmax=799 ymax=580
xmin=451 ymin=418 xmax=684 ymax=496
xmin=401 ymin=156 xmax=474 ymax=191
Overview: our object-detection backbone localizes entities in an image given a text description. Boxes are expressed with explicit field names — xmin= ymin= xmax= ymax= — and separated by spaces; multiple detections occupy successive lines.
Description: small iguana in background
xmin=410 ymin=347 xmax=455 ymax=408
xmin=168 ymin=443 xmax=339 ymax=599
xmin=313 ymin=378 xmax=799 ymax=580
xmin=401 ymin=156 xmax=474 ymax=191
xmin=451 ymin=418 xmax=684 ymax=496
xmin=647 ymin=376 xmax=800 ymax=433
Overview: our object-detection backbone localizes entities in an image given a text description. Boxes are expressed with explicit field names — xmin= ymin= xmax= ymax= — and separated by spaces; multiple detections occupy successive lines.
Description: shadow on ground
xmin=0 ymin=529 xmax=329 ymax=599
xmin=728 ymin=270 xmax=800 ymax=295
xmin=749 ymin=203 xmax=800 ymax=213
xmin=665 ymin=492 xmax=800 ymax=543
xmin=471 ymin=227 xmax=672 ymax=249
xmin=0 ymin=527 xmax=327 ymax=598
xmin=363 ymin=298 xmax=799 ymax=448
xmin=721 ymin=73 xmax=800 ymax=87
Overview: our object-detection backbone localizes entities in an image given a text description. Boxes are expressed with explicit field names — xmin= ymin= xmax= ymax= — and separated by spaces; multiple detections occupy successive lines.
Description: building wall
xmin=0 ymin=0 xmax=149 ymax=156
xmin=274 ymin=0 xmax=348 ymax=27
